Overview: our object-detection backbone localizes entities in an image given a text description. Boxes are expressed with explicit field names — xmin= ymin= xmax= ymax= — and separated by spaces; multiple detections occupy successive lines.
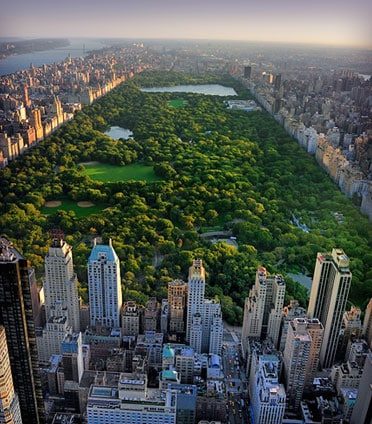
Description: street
xmin=222 ymin=326 xmax=250 ymax=424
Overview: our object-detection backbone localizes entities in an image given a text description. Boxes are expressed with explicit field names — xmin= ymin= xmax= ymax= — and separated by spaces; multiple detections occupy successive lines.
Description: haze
xmin=1 ymin=0 xmax=372 ymax=48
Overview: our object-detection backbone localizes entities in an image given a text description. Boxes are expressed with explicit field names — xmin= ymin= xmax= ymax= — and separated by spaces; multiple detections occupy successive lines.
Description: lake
xmin=141 ymin=84 xmax=238 ymax=96
xmin=288 ymin=273 xmax=312 ymax=291
xmin=104 ymin=126 xmax=133 ymax=140
xmin=0 ymin=39 xmax=106 ymax=76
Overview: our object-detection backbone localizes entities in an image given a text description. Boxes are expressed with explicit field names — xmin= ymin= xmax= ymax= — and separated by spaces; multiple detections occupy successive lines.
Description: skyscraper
xmin=88 ymin=239 xmax=122 ymax=328
xmin=0 ymin=326 xmax=22 ymax=424
xmin=186 ymin=259 xmax=205 ymax=343
xmin=308 ymin=249 xmax=352 ymax=368
xmin=244 ymin=65 xmax=252 ymax=79
xmin=250 ymin=353 xmax=286 ymax=424
xmin=0 ymin=237 xmax=44 ymax=424
xmin=241 ymin=267 xmax=285 ymax=354
xmin=44 ymin=236 xmax=80 ymax=332
xmin=168 ymin=279 xmax=187 ymax=338
xmin=350 ymin=352 xmax=372 ymax=424
xmin=283 ymin=318 xmax=311 ymax=411
xmin=363 ymin=298 xmax=372 ymax=349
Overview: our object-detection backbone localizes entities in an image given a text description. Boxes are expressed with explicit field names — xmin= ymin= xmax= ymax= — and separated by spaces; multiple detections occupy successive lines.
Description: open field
xmin=41 ymin=198 xmax=105 ymax=218
xmin=167 ymin=99 xmax=188 ymax=109
xmin=82 ymin=162 xmax=160 ymax=182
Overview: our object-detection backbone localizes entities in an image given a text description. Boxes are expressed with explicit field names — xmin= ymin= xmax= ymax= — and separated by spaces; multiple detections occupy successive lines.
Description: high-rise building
xmin=168 ymin=280 xmax=187 ymax=337
xmin=186 ymin=259 xmax=205 ymax=343
xmin=279 ymin=300 xmax=307 ymax=352
xmin=304 ymin=318 xmax=324 ymax=390
xmin=189 ymin=313 xmax=203 ymax=353
xmin=144 ymin=298 xmax=159 ymax=332
xmin=308 ymin=249 xmax=352 ymax=368
xmin=201 ymin=299 xmax=221 ymax=353
xmin=0 ymin=326 xmax=22 ymax=424
xmin=121 ymin=301 xmax=141 ymax=336
xmin=86 ymin=374 xmax=176 ymax=424
xmin=22 ymin=84 xmax=30 ymax=107
xmin=209 ymin=311 xmax=224 ymax=355
xmin=350 ymin=352 xmax=372 ymax=424
xmin=0 ymin=237 xmax=44 ymax=424
xmin=29 ymin=108 xmax=43 ymax=141
xmin=44 ymin=237 xmax=80 ymax=332
xmin=339 ymin=306 xmax=362 ymax=356
xmin=61 ymin=333 xmax=84 ymax=384
xmin=242 ymin=267 xmax=285 ymax=354
xmin=88 ymin=239 xmax=122 ymax=328
xmin=244 ymin=65 xmax=252 ymax=79
xmin=250 ymin=353 xmax=286 ymax=424
xmin=283 ymin=318 xmax=311 ymax=411
xmin=363 ymin=298 xmax=372 ymax=348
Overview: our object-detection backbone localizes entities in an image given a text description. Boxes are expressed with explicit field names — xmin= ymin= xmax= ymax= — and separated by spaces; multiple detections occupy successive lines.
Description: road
xmin=222 ymin=327 xmax=250 ymax=424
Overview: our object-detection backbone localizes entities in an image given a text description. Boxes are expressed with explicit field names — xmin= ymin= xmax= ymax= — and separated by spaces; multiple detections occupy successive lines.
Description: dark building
xmin=275 ymin=73 xmax=282 ymax=90
xmin=244 ymin=65 xmax=252 ymax=79
xmin=0 ymin=237 xmax=44 ymax=424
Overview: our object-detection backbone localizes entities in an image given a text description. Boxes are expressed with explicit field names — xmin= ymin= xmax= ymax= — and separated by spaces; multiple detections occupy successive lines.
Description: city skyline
xmin=1 ymin=0 xmax=372 ymax=49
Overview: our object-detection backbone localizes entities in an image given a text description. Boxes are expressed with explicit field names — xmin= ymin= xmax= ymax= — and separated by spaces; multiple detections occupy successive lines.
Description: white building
xmin=186 ymin=259 xmax=224 ymax=354
xmin=44 ymin=237 xmax=80 ymax=332
xmin=250 ymin=354 xmax=286 ymax=424
xmin=283 ymin=318 xmax=311 ymax=411
xmin=308 ymin=249 xmax=352 ymax=368
xmin=88 ymin=239 xmax=122 ymax=328
xmin=209 ymin=312 xmax=224 ymax=355
xmin=87 ymin=373 xmax=176 ymax=424
xmin=36 ymin=311 xmax=72 ymax=363
xmin=242 ymin=267 xmax=285 ymax=355
xmin=186 ymin=259 xmax=205 ymax=343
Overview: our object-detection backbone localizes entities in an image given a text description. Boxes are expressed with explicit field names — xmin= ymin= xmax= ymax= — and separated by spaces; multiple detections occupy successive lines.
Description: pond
xmin=104 ymin=126 xmax=133 ymax=140
xmin=141 ymin=84 xmax=238 ymax=96
xmin=287 ymin=273 xmax=312 ymax=291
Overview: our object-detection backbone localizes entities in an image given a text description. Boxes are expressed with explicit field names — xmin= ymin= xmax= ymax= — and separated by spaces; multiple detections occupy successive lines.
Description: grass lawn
xmin=82 ymin=162 xmax=160 ymax=183
xmin=168 ymin=99 xmax=188 ymax=109
xmin=41 ymin=198 xmax=106 ymax=218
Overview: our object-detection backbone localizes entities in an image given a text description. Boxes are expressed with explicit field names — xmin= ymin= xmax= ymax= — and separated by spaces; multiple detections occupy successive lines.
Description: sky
xmin=1 ymin=0 xmax=371 ymax=48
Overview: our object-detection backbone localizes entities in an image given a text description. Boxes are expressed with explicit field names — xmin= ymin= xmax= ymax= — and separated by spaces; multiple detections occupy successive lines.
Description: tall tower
xmin=186 ymin=259 xmax=205 ymax=343
xmin=241 ymin=267 xmax=285 ymax=355
xmin=308 ymin=248 xmax=352 ymax=368
xmin=29 ymin=108 xmax=43 ymax=141
xmin=22 ymin=84 xmax=30 ymax=107
xmin=283 ymin=318 xmax=311 ymax=411
xmin=363 ymin=298 xmax=372 ymax=349
xmin=88 ymin=239 xmax=122 ymax=328
xmin=168 ymin=280 xmax=187 ymax=338
xmin=44 ymin=237 xmax=80 ymax=332
xmin=0 ymin=237 xmax=44 ymax=424
xmin=0 ymin=326 xmax=22 ymax=424
xmin=304 ymin=318 xmax=324 ymax=389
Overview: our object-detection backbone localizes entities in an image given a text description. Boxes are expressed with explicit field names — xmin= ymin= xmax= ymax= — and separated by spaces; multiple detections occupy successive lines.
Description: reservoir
xmin=104 ymin=126 xmax=133 ymax=140
xmin=287 ymin=273 xmax=312 ymax=291
xmin=141 ymin=84 xmax=238 ymax=96
xmin=0 ymin=39 xmax=106 ymax=76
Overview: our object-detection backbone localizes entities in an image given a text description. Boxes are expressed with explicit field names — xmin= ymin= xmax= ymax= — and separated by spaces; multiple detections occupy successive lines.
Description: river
xmin=0 ymin=39 xmax=107 ymax=76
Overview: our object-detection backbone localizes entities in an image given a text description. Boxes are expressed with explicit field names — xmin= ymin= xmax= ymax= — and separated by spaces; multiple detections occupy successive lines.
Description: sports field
xmin=82 ymin=162 xmax=160 ymax=182
xmin=167 ymin=99 xmax=188 ymax=109
xmin=41 ymin=199 xmax=105 ymax=218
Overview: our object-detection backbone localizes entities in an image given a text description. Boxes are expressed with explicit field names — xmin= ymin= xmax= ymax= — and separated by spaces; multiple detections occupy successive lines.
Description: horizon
xmin=2 ymin=0 xmax=372 ymax=49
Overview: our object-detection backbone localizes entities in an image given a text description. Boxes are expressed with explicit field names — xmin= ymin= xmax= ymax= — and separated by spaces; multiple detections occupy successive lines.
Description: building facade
xmin=0 ymin=326 xmax=22 ymax=424
xmin=308 ymin=249 xmax=352 ymax=368
xmin=0 ymin=237 xmax=44 ymax=424
xmin=88 ymin=239 xmax=122 ymax=328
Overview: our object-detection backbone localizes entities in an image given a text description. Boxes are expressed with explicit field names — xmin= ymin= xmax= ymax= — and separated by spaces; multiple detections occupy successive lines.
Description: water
xmin=0 ymin=39 xmax=106 ymax=76
xmin=104 ymin=126 xmax=133 ymax=140
xmin=141 ymin=84 xmax=238 ymax=96
xmin=358 ymin=73 xmax=371 ymax=81
xmin=287 ymin=273 xmax=312 ymax=291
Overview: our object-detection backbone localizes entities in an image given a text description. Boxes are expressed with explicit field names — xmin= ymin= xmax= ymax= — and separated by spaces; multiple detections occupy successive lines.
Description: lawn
xmin=41 ymin=198 xmax=106 ymax=218
xmin=168 ymin=99 xmax=188 ymax=109
xmin=82 ymin=162 xmax=160 ymax=182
